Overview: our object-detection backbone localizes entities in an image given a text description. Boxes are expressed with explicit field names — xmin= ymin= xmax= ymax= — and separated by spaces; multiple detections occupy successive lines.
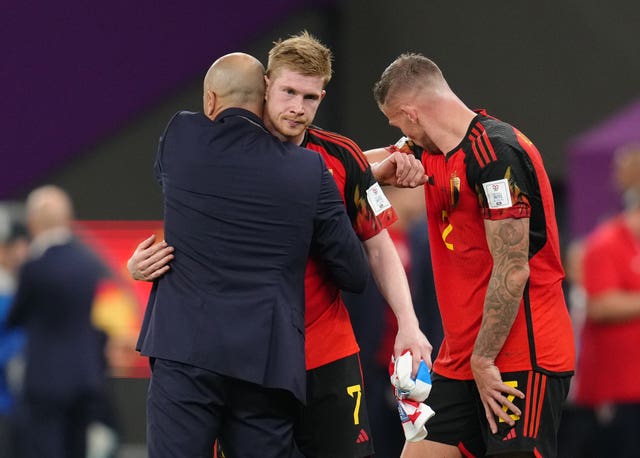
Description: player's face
xmin=382 ymin=103 xmax=438 ymax=152
xmin=264 ymin=69 xmax=326 ymax=145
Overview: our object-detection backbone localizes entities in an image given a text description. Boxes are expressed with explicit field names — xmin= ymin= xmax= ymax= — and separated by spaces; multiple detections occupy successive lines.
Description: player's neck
xmin=290 ymin=132 xmax=305 ymax=146
xmin=624 ymin=208 xmax=640 ymax=239
xmin=429 ymin=103 xmax=476 ymax=154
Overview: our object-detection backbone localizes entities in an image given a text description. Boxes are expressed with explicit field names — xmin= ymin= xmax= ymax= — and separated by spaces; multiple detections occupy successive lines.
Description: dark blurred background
xmin=3 ymin=1 xmax=640 ymax=455
xmin=4 ymin=0 xmax=640 ymax=236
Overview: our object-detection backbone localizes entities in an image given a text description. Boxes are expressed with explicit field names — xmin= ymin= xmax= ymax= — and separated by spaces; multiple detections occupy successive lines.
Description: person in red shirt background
xmin=572 ymin=143 xmax=640 ymax=457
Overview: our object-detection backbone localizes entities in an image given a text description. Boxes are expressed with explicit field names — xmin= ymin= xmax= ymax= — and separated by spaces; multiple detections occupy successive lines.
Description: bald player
xmin=135 ymin=52 xmax=368 ymax=458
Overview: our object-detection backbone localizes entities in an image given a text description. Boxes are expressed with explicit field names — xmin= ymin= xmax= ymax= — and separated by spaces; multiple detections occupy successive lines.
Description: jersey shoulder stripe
xmin=468 ymin=123 xmax=498 ymax=168
xmin=307 ymin=127 xmax=369 ymax=172
xmin=470 ymin=139 xmax=488 ymax=167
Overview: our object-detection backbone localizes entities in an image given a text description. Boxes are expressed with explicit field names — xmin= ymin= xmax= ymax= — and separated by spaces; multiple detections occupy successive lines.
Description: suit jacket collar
xmin=215 ymin=108 xmax=264 ymax=126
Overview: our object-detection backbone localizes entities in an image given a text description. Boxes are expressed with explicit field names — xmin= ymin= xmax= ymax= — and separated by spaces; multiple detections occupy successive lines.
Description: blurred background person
xmin=570 ymin=143 xmax=640 ymax=458
xmin=7 ymin=186 xmax=116 ymax=458
xmin=0 ymin=207 xmax=29 ymax=458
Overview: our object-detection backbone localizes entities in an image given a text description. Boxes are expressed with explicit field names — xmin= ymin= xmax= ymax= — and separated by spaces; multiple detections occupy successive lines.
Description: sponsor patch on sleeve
xmin=482 ymin=178 xmax=513 ymax=209
xmin=366 ymin=182 xmax=392 ymax=215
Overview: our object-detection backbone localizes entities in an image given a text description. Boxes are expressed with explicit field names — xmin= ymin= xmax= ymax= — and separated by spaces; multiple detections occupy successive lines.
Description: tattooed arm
xmin=470 ymin=217 xmax=529 ymax=433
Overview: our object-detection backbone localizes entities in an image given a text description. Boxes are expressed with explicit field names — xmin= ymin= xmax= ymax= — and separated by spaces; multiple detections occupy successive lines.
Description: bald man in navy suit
xmin=8 ymin=186 xmax=111 ymax=458
xmin=136 ymin=53 xmax=368 ymax=458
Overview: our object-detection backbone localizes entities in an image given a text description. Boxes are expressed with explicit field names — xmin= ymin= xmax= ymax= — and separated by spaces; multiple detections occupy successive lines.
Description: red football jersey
xmin=302 ymin=126 xmax=397 ymax=369
xmin=575 ymin=217 xmax=640 ymax=405
xmin=413 ymin=111 xmax=574 ymax=379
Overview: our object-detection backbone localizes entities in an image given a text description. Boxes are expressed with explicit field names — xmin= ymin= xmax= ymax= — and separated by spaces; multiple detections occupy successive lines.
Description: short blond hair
xmin=266 ymin=31 xmax=332 ymax=86
xmin=373 ymin=53 xmax=445 ymax=106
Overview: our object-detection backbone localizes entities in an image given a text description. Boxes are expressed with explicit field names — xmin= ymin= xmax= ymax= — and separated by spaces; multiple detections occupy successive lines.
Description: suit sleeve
xmin=154 ymin=111 xmax=181 ymax=188
xmin=311 ymin=160 xmax=369 ymax=293
xmin=153 ymin=136 xmax=164 ymax=187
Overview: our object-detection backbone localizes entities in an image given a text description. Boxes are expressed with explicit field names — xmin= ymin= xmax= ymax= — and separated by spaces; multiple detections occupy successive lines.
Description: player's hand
xmin=470 ymin=354 xmax=524 ymax=434
xmin=394 ymin=323 xmax=433 ymax=376
xmin=371 ymin=151 xmax=428 ymax=188
xmin=127 ymin=234 xmax=174 ymax=281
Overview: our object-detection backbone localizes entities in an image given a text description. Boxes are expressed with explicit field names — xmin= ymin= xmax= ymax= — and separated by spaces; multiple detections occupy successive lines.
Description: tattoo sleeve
xmin=473 ymin=217 xmax=530 ymax=360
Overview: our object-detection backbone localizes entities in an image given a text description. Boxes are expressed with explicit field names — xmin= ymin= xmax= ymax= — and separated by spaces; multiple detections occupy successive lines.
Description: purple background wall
xmin=2 ymin=0 xmax=332 ymax=199
xmin=5 ymin=1 xmax=640 ymax=242
xmin=566 ymin=99 xmax=640 ymax=238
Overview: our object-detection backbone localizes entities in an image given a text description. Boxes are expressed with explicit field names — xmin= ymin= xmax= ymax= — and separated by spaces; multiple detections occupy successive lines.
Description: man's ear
xmin=205 ymin=90 xmax=216 ymax=118
xmin=320 ymin=89 xmax=326 ymax=101
xmin=400 ymin=105 xmax=418 ymax=123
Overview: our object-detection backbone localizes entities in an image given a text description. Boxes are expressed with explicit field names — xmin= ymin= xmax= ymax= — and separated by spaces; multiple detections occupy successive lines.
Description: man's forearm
xmin=363 ymin=230 xmax=419 ymax=326
xmin=364 ymin=147 xmax=391 ymax=164
xmin=473 ymin=218 xmax=530 ymax=361
xmin=587 ymin=291 xmax=640 ymax=322
xmin=473 ymin=276 xmax=525 ymax=361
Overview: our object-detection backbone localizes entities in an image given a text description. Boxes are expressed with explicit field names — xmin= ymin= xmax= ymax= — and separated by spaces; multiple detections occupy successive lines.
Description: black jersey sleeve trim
xmin=309 ymin=128 xmax=369 ymax=171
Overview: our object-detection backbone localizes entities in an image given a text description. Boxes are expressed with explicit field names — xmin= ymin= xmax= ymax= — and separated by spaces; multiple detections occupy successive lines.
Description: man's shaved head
xmin=203 ymin=52 xmax=266 ymax=119
xmin=26 ymin=185 xmax=74 ymax=236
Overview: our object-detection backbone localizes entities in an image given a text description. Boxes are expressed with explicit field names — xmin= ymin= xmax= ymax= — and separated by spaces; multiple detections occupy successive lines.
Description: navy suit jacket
xmin=8 ymin=237 xmax=109 ymax=402
xmin=137 ymin=109 xmax=368 ymax=401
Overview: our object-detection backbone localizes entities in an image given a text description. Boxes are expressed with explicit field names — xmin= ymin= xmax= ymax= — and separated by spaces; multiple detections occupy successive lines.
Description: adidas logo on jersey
xmin=502 ymin=427 xmax=517 ymax=441
xmin=356 ymin=428 xmax=369 ymax=444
